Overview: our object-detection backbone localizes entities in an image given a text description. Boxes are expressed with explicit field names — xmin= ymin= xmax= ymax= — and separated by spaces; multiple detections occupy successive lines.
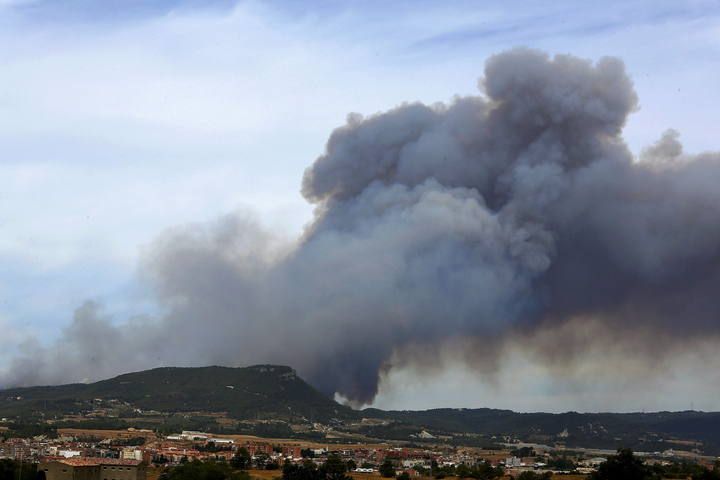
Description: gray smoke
xmin=3 ymin=48 xmax=720 ymax=405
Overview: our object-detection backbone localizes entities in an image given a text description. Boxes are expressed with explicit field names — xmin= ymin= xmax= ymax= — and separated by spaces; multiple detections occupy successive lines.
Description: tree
xmin=692 ymin=469 xmax=720 ymax=480
xmin=254 ymin=453 xmax=270 ymax=469
xmin=346 ymin=460 xmax=357 ymax=471
xmin=0 ymin=460 xmax=38 ymax=480
xmin=397 ymin=473 xmax=410 ymax=480
xmin=321 ymin=454 xmax=350 ymax=480
xmin=472 ymin=462 xmax=504 ymax=480
xmin=283 ymin=462 xmax=321 ymax=480
xmin=511 ymin=447 xmax=536 ymax=458
xmin=231 ymin=448 xmax=251 ymax=470
xmin=164 ymin=460 xmax=250 ymax=480
xmin=379 ymin=460 xmax=396 ymax=478
xmin=517 ymin=472 xmax=551 ymax=480
xmin=590 ymin=449 xmax=657 ymax=480
xmin=546 ymin=456 xmax=576 ymax=471
xmin=456 ymin=464 xmax=471 ymax=478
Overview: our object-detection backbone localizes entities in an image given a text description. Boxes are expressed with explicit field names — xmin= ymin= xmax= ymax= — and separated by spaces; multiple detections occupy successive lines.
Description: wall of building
xmin=39 ymin=463 xmax=100 ymax=480
xmin=100 ymin=464 xmax=146 ymax=480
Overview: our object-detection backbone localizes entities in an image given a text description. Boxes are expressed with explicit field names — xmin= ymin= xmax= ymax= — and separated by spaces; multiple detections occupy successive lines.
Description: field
xmin=217 ymin=433 xmax=391 ymax=450
xmin=57 ymin=428 xmax=157 ymax=440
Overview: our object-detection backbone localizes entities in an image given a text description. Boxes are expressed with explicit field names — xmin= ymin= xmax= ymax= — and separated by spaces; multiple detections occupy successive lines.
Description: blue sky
xmin=1 ymin=0 xmax=719 ymax=411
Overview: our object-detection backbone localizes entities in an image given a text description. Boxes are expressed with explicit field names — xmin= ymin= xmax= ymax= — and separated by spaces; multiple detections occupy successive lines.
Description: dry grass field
xmin=247 ymin=470 xmax=282 ymax=480
xmin=214 ymin=433 xmax=391 ymax=450
xmin=57 ymin=428 xmax=157 ymax=440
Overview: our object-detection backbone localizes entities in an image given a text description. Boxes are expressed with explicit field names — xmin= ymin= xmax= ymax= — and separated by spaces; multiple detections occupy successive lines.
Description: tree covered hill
xmin=362 ymin=407 xmax=720 ymax=454
xmin=2 ymin=365 xmax=720 ymax=454
xmin=0 ymin=365 xmax=355 ymax=423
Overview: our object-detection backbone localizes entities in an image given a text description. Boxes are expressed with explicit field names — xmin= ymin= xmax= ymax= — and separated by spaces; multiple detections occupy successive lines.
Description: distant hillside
xmin=0 ymin=365 xmax=354 ymax=423
xmin=2 ymin=366 xmax=720 ymax=455
xmin=362 ymin=407 xmax=720 ymax=454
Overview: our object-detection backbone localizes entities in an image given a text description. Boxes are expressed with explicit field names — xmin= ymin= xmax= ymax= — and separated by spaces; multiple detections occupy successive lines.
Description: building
xmin=39 ymin=459 xmax=101 ymax=480
xmin=120 ymin=449 xmax=143 ymax=461
xmin=98 ymin=459 xmax=147 ymax=480
xmin=39 ymin=458 xmax=146 ymax=480
xmin=0 ymin=439 xmax=32 ymax=460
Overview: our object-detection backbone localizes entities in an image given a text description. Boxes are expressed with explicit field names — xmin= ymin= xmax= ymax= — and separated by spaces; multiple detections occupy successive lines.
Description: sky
xmin=1 ymin=0 xmax=720 ymax=412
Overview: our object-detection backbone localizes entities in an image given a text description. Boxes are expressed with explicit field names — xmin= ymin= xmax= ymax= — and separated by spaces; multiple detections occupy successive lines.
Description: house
xmin=39 ymin=458 xmax=147 ymax=480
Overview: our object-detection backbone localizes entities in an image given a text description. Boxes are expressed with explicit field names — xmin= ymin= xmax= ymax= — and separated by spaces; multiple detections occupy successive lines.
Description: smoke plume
xmin=3 ymin=49 xmax=720 ymax=405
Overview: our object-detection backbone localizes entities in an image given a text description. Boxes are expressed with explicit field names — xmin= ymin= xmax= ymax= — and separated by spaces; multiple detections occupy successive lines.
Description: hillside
xmin=361 ymin=408 xmax=720 ymax=454
xmin=0 ymin=365 xmax=355 ymax=424
xmin=2 ymin=366 xmax=720 ymax=455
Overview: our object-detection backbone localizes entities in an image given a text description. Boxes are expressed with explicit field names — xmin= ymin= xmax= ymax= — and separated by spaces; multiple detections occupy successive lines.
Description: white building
xmin=59 ymin=450 xmax=81 ymax=458
xmin=121 ymin=448 xmax=143 ymax=461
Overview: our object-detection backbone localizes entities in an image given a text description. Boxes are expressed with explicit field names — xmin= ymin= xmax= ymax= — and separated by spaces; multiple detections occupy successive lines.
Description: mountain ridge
xmin=2 ymin=365 xmax=720 ymax=455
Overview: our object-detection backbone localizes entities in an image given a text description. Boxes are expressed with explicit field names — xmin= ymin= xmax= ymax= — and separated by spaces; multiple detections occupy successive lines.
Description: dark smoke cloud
xmin=3 ymin=49 xmax=720 ymax=405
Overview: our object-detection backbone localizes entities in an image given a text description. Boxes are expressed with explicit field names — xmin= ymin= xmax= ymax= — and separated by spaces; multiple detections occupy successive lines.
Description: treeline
xmin=0 ymin=459 xmax=37 ymax=480
xmin=283 ymin=455 xmax=353 ymax=480
xmin=0 ymin=423 xmax=57 ymax=440
xmin=590 ymin=449 xmax=720 ymax=480
xmin=401 ymin=460 xmax=504 ymax=480
xmin=159 ymin=460 xmax=249 ymax=480
xmin=157 ymin=454 xmax=353 ymax=480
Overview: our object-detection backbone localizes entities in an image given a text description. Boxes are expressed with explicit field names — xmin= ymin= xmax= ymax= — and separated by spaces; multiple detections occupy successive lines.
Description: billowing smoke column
xmin=3 ymin=49 xmax=720 ymax=405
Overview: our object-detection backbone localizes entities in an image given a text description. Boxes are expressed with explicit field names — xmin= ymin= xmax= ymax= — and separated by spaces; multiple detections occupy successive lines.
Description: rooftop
xmin=42 ymin=457 xmax=143 ymax=467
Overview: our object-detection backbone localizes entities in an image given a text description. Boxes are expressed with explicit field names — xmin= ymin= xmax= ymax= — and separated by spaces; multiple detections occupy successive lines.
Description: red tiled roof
xmin=41 ymin=457 xmax=142 ymax=467
xmin=55 ymin=458 xmax=102 ymax=467
xmin=98 ymin=459 xmax=143 ymax=466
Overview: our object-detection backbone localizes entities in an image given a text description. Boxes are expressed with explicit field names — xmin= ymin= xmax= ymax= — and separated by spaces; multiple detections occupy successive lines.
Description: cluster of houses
xmin=1 ymin=429 xmax=503 ymax=479
xmin=3 ymin=428 xmax=719 ymax=480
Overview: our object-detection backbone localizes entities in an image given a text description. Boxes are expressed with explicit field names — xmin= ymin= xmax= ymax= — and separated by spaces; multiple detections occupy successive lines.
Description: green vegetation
xmin=657 ymin=461 xmax=720 ymax=479
xmin=545 ymin=456 xmax=575 ymax=471
xmin=0 ymin=365 xmax=353 ymax=423
xmin=0 ymin=424 xmax=57 ymax=440
xmin=3 ymin=366 xmax=720 ymax=454
xmin=516 ymin=473 xmax=551 ymax=480
xmin=0 ymin=459 xmax=36 ymax=480
xmin=282 ymin=456 xmax=351 ymax=480
xmin=159 ymin=460 xmax=249 ymax=480
xmin=363 ymin=408 xmax=720 ymax=454
xmin=510 ymin=447 xmax=535 ymax=458
xmin=231 ymin=448 xmax=251 ymax=470
xmin=591 ymin=448 xmax=657 ymax=480
xmin=379 ymin=460 xmax=396 ymax=478
xmin=414 ymin=462 xmax=502 ymax=480
xmin=590 ymin=449 xmax=720 ymax=480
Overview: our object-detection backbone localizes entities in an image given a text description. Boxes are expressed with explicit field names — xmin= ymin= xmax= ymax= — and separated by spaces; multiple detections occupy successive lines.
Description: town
xmin=2 ymin=426 xmax=720 ymax=480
